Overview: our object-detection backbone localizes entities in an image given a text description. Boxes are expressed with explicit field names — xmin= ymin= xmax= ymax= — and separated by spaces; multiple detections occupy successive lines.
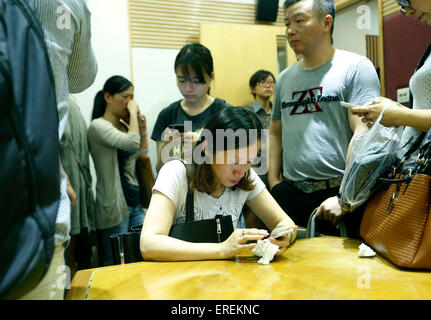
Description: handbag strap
xmin=157 ymin=157 xmax=195 ymax=222
xmin=399 ymin=132 xmax=426 ymax=164
xmin=397 ymin=128 xmax=431 ymax=176
xmin=185 ymin=192 xmax=194 ymax=222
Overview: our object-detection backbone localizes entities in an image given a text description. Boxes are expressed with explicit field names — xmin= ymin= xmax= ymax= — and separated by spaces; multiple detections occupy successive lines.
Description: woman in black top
xmin=151 ymin=43 xmax=229 ymax=171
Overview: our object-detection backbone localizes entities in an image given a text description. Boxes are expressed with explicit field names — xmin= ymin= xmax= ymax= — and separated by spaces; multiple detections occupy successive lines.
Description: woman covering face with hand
xmin=88 ymin=75 xmax=149 ymax=266
xmin=140 ymin=107 xmax=297 ymax=261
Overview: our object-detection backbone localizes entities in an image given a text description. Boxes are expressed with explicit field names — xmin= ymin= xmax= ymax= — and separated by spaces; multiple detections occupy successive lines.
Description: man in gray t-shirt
xmin=268 ymin=0 xmax=380 ymax=232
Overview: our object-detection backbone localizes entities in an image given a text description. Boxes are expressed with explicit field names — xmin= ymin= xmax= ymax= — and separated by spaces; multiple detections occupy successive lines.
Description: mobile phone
xmin=120 ymin=115 xmax=130 ymax=125
xmin=270 ymin=228 xmax=295 ymax=239
xmin=340 ymin=101 xmax=361 ymax=109
xmin=168 ymin=123 xmax=185 ymax=133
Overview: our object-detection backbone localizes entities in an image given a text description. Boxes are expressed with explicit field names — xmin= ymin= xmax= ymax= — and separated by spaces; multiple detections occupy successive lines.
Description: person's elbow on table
xmin=139 ymin=233 xmax=158 ymax=261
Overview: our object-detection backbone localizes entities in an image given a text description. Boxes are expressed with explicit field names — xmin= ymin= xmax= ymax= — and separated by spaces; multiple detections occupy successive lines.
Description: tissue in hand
xmin=252 ymin=239 xmax=279 ymax=265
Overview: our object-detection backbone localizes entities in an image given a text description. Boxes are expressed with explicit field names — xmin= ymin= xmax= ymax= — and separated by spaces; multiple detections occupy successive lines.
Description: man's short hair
xmin=284 ymin=0 xmax=336 ymax=43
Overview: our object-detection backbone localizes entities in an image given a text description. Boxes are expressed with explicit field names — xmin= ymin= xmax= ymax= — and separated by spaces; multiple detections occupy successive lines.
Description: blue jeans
xmin=98 ymin=204 xmax=145 ymax=266
xmin=128 ymin=204 xmax=146 ymax=230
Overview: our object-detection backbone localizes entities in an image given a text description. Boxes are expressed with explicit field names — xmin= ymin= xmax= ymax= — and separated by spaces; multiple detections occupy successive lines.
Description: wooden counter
xmin=66 ymin=236 xmax=431 ymax=300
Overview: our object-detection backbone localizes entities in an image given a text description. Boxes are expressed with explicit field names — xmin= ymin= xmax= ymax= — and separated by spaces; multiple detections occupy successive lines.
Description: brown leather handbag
xmin=360 ymin=131 xmax=431 ymax=269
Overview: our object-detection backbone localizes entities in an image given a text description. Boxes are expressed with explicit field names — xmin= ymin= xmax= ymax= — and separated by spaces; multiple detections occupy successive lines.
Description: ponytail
xmin=92 ymin=90 xmax=106 ymax=120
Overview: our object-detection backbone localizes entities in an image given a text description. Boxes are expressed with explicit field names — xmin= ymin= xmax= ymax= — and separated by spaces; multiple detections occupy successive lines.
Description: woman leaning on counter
xmin=140 ymin=107 xmax=298 ymax=261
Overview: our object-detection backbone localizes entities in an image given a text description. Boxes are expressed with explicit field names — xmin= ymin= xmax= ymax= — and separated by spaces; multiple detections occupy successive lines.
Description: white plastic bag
xmin=339 ymin=108 xmax=403 ymax=212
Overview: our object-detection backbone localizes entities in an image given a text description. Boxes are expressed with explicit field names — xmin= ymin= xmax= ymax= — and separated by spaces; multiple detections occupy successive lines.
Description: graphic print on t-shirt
xmin=281 ymin=86 xmax=339 ymax=116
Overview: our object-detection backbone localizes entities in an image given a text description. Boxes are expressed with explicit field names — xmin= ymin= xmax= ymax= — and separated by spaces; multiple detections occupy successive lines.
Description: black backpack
xmin=0 ymin=0 xmax=59 ymax=299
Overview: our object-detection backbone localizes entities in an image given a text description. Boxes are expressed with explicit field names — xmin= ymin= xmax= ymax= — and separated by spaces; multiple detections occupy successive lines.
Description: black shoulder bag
xmin=110 ymin=161 xmax=234 ymax=265
xmin=168 ymin=192 xmax=234 ymax=243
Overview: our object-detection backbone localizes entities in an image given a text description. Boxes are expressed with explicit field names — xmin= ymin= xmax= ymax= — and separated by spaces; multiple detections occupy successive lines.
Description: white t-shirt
xmin=153 ymin=160 xmax=266 ymax=228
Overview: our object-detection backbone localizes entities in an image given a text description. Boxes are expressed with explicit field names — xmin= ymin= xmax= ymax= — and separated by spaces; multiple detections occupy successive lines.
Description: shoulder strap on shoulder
xmin=182 ymin=160 xmax=195 ymax=222
xmin=185 ymin=192 xmax=194 ymax=222
xmin=159 ymin=158 xmax=195 ymax=222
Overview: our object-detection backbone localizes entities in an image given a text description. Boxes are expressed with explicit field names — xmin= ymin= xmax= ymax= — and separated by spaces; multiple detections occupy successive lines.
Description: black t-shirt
xmin=151 ymin=98 xmax=229 ymax=141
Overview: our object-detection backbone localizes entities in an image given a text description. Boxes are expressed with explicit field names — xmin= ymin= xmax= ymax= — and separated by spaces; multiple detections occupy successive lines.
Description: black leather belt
xmin=286 ymin=176 xmax=343 ymax=194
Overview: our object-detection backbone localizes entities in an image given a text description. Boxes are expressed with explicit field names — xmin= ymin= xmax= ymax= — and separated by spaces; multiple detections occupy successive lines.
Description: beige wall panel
xmin=200 ymin=23 xmax=294 ymax=106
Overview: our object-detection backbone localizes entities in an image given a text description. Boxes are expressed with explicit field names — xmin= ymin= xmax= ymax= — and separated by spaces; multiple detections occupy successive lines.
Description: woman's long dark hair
xmin=187 ymin=106 xmax=263 ymax=193
xmin=91 ymin=75 xmax=133 ymax=120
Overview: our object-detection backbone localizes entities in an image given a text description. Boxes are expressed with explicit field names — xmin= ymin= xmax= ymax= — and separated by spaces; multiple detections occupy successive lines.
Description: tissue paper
xmin=358 ymin=243 xmax=376 ymax=257
xmin=252 ymin=239 xmax=279 ymax=265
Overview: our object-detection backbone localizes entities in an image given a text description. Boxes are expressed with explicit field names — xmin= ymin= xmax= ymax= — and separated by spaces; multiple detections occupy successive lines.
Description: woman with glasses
xmin=350 ymin=0 xmax=431 ymax=170
xmin=141 ymin=107 xmax=297 ymax=261
xmin=151 ymin=43 xmax=230 ymax=172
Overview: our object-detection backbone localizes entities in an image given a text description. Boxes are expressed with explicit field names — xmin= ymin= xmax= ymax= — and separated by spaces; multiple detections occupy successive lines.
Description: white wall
xmin=71 ymin=0 xmax=132 ymax=122
xmin=131 ymin=48 xmax=183 ymax=172
xmin=333 ymin=0 xmax=379 ymax=56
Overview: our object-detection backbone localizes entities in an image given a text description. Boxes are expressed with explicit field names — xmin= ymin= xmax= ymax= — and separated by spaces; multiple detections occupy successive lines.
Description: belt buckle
xmin=300 ymin=181 xmax=314 ymax=193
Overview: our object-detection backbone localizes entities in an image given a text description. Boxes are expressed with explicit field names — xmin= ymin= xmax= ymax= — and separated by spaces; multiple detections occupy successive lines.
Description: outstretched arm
xmin=351 ymin=97 xmax=431 ymax=132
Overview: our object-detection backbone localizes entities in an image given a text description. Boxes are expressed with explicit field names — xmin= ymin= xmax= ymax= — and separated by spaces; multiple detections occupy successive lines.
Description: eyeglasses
xmin=397 ymin=0 xmax=410 ymax=14
xmin=257 ymin=80 xmax=275 ymax=87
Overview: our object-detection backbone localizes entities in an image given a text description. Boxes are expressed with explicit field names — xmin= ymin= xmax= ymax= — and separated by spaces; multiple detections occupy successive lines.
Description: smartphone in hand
xmin=270 ymin=228 xmax=295 ymax=239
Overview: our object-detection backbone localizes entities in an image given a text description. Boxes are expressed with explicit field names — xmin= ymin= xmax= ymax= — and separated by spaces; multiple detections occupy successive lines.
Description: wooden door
xmin=200 ymin=23 xmax=297 ymax=106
